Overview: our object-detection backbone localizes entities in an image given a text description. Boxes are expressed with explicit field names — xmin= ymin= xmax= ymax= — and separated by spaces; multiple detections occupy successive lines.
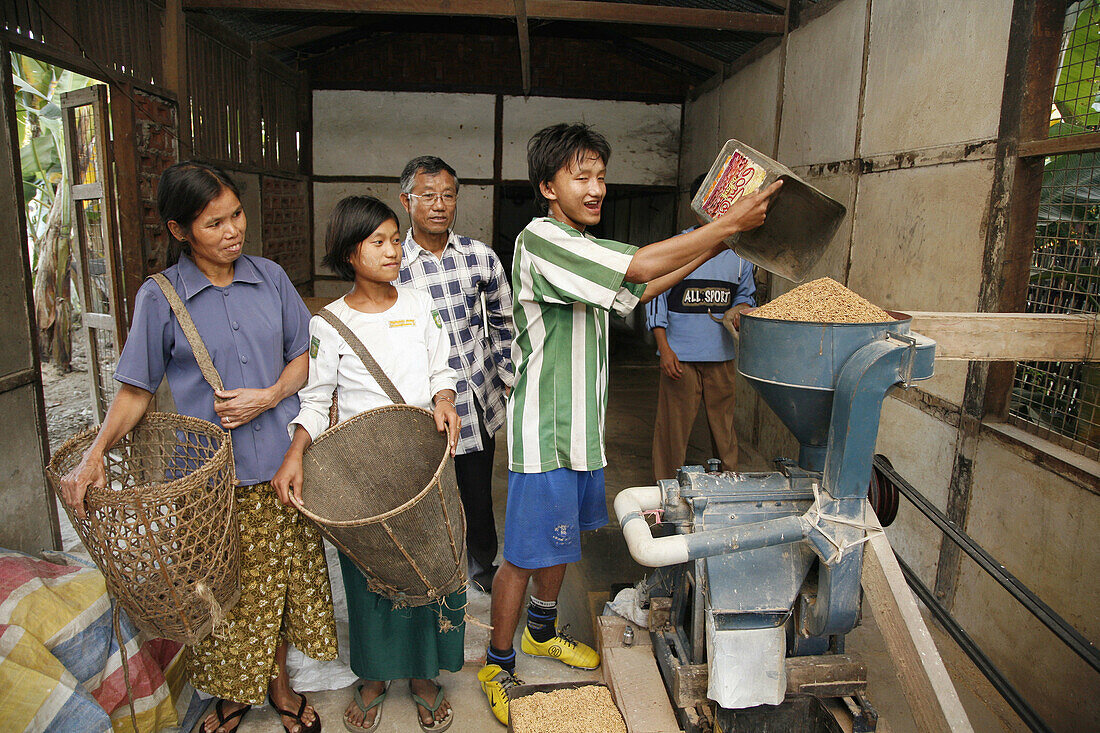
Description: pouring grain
xmin=752 ymin=277 xmax=893 ymax=323
xmin=510 ymin=685 xmax=627 ymax=733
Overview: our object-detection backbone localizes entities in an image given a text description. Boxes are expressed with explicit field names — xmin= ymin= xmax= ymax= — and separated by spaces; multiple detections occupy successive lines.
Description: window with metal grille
xmin=1008 ymin=1 xmax=1100 ymax=459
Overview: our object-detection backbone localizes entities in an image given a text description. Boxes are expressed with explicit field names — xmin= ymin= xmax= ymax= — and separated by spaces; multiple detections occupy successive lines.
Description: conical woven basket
xmin=46 ymin=411 xmax=240 ymax=644
xmin=297 ymin=404 xmax=466 ymax=607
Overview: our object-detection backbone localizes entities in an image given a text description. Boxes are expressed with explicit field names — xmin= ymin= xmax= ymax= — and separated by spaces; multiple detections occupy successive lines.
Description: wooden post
xmin=109 ymin=84 xmax=143 ymax=326
xmin=163 ymin=0 xmax=191 ymax=154
xmin=862 ymin=509 xmax=974 ymax=733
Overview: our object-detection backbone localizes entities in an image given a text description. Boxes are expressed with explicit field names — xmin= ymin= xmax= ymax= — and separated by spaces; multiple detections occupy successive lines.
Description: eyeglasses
xmin=407 ymin=192 xmax=457 ymax=205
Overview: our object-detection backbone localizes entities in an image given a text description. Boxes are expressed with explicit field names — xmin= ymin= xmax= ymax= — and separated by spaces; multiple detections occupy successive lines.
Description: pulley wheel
xmin=868 ymin=454 xmax=900 ymax=527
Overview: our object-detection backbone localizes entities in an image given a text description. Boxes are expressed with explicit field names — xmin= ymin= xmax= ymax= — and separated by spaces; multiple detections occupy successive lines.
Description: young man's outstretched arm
xmin=627 ymin=180 xmax=782 ymax=303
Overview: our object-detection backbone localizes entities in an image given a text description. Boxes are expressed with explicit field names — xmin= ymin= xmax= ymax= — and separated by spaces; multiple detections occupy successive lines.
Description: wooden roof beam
xmin=183 ymin=1 xmax=787 ymax=34
xmin=636 ymin=37 xmax=726 ymax=76
xmin=514 ymin=0 xmax=531 ymax=96
xmin=255 ymin=24 xmax=352 ymax=53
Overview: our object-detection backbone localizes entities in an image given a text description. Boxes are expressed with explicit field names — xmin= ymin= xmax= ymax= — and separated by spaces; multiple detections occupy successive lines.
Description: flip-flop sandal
xmin=343 ymin=682 xmax=388 ymax=733
xmin=409 ymin=680 xmax=454 ymax=733
xmin=268 ymin=690 xmax=321 ymax=733
xmin=202 ymin=699 xmax=251 ymax=733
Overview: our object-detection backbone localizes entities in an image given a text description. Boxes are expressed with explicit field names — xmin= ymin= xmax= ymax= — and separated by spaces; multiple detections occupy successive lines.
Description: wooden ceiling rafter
xmin=514 ymin=0 xmax=532 ymax=96
xmin=255 ymin=24 xmax=353 ymax=54
xmin=184 ymin=1 xmax=787 ymax=34
xmin=635 ymin=37 xmax=725 ymax=76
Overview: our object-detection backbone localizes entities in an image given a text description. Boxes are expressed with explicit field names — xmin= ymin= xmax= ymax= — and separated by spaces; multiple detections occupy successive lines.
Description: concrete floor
xmin=166 ymin=331 xmax=1024 ymax=732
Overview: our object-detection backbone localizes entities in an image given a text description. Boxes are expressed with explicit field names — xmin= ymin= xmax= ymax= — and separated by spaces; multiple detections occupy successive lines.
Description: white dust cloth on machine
xmin=705 ymin=616 xmax=785 ymax=708
xmin=604 ymin=586 xmax=650 ymax=627
xmin=289 ymin=287 xmax=458 ymax=441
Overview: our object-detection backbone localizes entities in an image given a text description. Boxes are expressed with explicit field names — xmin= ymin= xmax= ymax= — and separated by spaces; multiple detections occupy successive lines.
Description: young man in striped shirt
xmin=478 ymin=123 xmax=781 ymax=725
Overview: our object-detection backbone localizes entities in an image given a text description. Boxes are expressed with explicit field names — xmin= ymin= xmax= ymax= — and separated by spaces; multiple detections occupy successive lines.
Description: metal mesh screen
xmin=1049 ymin=2 xmax=1100 ymax=136
xmin=1008 ymin=2 xmax=1100 ymax=457
xmin=93 ymin=328 xmax=120 ymax=406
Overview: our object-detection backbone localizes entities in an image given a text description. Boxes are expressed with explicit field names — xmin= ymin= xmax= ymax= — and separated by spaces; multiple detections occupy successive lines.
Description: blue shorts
xmin=502 ymin=468 xmax=608 ymax=570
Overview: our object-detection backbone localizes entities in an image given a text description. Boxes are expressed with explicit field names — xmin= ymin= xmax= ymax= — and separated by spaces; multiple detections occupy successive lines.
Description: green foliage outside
xmin=1013 ymin=1 xmax=1100 ymax=448
xmin=11 ymin=53 xmax=95 ymax=369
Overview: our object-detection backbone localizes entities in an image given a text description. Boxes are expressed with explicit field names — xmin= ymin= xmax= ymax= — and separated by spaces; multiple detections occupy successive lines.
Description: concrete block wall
xmin=680 ymin=0 xmax=1099 ymax=728
xmin=311 ymin=90 xmax=680 ymax=297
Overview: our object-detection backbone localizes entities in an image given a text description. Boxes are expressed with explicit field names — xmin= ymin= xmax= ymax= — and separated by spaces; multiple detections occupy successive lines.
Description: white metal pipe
xmin=615 ymin=485 xmax=810 ymax=568
xmin=614 ymin=486 xmax=691 ymax=566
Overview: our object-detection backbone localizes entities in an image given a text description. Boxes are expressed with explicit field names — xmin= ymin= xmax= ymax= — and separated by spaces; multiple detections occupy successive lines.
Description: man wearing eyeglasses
xmin=399 ymin=155 xmax=515 ymax=593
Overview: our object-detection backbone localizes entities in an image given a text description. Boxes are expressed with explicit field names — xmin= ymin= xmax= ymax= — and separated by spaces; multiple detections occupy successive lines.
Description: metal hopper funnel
xmin=737 ymin=313 xmax=913 ymax=471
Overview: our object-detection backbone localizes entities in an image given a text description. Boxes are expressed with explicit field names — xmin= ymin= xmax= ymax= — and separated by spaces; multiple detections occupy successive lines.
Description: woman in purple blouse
xmin=59 ymin=162 xmax=336 ymax=733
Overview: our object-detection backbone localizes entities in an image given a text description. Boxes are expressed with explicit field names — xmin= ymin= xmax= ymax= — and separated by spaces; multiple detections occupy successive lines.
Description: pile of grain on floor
xmin=752 ymin=277 xmax=893 ymax=323
xmin=510 ymin=685 xmax=627 ymax=733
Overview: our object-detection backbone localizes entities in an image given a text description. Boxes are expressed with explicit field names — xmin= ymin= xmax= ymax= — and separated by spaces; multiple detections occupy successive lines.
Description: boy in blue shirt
xmin=646 ymin=173 xmax=757 ymax=479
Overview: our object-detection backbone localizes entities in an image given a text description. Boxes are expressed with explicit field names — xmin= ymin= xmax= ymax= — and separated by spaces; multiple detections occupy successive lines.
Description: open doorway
xmin=12 ymin=52 xmax=124 ymax=552
xmin=12 ymin=53 xmax=122 ymax=451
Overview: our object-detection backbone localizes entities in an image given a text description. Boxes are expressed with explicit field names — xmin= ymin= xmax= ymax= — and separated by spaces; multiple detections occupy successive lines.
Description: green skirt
xmin=338 ymin=551 xmax=466 ymax=681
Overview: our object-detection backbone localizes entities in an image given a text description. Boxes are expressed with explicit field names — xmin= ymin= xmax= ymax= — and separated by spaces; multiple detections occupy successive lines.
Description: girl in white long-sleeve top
xmin=273 ymin=196 xmax=462 ymax=733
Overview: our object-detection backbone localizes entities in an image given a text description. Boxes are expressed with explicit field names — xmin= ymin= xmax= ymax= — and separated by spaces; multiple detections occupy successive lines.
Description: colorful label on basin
xmin=701 ymin=149 xmax=768 ymax=218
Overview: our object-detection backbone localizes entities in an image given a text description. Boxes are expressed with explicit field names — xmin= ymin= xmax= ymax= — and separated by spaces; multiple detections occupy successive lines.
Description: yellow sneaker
xmin=478 ymin=663 xmax=522 ymax=725
xmin=520 ymin=624 xmax=600 ymax=670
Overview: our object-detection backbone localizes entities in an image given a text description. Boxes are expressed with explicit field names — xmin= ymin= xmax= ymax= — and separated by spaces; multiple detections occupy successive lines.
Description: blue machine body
xmin=679 ymin=312 xmax=936 ymax=640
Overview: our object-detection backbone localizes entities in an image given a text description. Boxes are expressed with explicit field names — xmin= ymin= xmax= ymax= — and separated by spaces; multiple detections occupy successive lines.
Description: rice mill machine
xmin=614 ymin=311 xmax=936 ymax=732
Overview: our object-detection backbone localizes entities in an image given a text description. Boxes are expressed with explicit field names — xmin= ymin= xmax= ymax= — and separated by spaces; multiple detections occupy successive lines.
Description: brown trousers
xmin=652 ymin=360 xmax=739 ymax=480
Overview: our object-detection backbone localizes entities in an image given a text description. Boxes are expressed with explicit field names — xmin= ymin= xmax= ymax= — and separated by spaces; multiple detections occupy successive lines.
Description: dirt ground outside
xmin=41 ymin=325 xmax=96 ymax=452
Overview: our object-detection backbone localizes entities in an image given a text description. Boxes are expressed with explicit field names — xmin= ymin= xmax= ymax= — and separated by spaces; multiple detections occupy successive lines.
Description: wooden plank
xmin=785 ymin=655 xmax=867 ymax=697
xmin=604 ymin=646 xmax=682 ymax=733
xmin=1018 ymin=130 xmax=1100 ymax=158
xmin=596 ymin=614 xmax=652 ymax=651
xmin=183 ymin=0 xmax=787 ymax=33
xmin=631 ymin=648 xmax=868 ymax=709
xmin=907 ymin=311 xmax=1100 ymax=362
xmin=647 ymin=596 xmax=672 ymax=629
xmin=109 ymin=84 xmax=146 ymax=327
xmin=70 ymin=182 xmax=104 ymax=201
xmin=862 ymin=510 xmax=974 ymax=733
xmin=514 ymin=0 xmax=531 ymax=96
xmin=258 ymin=24 xmax=351 ymax=53
xmin=636 ymin=38 xmax=726 ymax=75
xmin=671 ymin=661 xmax=708 ymax=708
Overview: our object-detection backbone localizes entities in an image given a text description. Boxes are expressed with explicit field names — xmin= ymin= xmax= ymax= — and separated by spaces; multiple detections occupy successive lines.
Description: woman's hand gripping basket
xmin=294 ymin=404 xmax=467 ymax=607
xmin=46 ymin=411 xmax=240 ymax=645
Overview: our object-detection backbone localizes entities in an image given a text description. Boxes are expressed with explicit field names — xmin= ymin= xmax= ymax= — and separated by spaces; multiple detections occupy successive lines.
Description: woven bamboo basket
xmin=296 ymin=404 xmax=466 ymax=607
xmin=46 ymin=411 xmax=240 ymax=644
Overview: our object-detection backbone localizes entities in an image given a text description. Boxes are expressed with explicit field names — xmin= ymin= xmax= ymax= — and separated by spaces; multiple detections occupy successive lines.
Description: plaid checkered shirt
xmin=399 ymin=230 xmax=514 ymax=455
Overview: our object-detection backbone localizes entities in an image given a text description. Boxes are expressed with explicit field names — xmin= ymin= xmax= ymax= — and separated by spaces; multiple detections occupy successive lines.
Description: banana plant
xmin=11 ymin=52 xmax=93 ymax=369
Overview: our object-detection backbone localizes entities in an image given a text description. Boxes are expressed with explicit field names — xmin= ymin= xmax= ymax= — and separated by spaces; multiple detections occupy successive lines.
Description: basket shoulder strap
xmin=150 ymin=273 xmax=225 ymax=395
xmin=317 ymin=308 xmax=406 ymax=405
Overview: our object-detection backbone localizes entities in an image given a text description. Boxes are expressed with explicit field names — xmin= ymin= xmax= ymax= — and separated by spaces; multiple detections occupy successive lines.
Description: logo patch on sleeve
xmin=431 ymin=309 xmax=443 ymax=329
xmin=309 ymin=335 xmax=320 ymax=358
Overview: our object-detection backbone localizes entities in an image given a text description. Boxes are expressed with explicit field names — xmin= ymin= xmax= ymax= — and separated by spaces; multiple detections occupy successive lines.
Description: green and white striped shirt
xmin=507 ymin=217 xmax=647 ymax=472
